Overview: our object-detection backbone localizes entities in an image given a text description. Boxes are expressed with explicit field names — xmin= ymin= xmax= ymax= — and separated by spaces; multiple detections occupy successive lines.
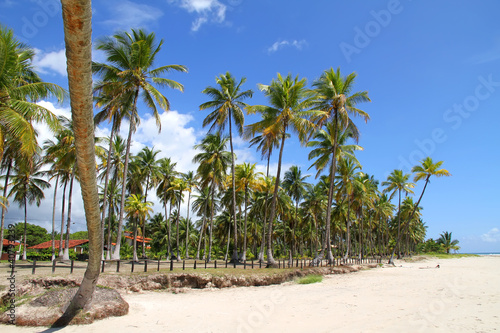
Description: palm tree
xmin=388 ymin=157 xmax=451 ymax=264
xmin=193 ymin=133 xmax=231 ymax=261
xmin=437 ymin=231 xmax=459 ymax=254
xmin=125 ymin=194 xmax=153 ymax=261
xmin=310 ymin=67 xmax=370 ymax=262
xmin=382 ymin=169 xmax=415 ymax=259
xmin=8 ymin=155 xmax=50 ymax=260
xmin=94 ymin=29 xmax=188 ymax=260
xmin=169 ymin=177 xmax=187 ymax=260
xmin=156 ymin=157 xmax=177 ymax=258
xmin=235 ymin=163 xmax=263 ymax=261
xmin=183 ymin=171 xmax=196 ymax=258
xmin=0 ymin=25 xmax=64 ymax=161
xmin=200 ymin=72 xmax=253 ymax=262
xmin=247 ymin=73 xmax=317 ymax=267
xmin=282 ymin=165 xmax=310 ymax=259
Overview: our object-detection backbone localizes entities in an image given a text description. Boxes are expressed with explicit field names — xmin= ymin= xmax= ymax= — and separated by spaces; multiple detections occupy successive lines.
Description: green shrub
xmin=297 ymin=274 xmax=323 ymax=284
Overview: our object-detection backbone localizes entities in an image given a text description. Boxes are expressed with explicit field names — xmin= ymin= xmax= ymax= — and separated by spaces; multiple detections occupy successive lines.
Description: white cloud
xmin=168 ymin=0 xmax=227 ymax=31
xmin=481 ymin=228 xmax=500 ymax=243
xmin=102 ymin=0 xmax=163 ymax=30
xmin=267 ymin=39 xmax=307 ymax=54
xmin=33 ymin=48 xmax=67 ymax=76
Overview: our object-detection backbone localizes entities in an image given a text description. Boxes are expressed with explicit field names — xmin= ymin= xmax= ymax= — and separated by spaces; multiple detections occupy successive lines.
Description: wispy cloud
xmin=168 ymin=0 xmax=227 ymax=32
xmin=469 ymin=43 xmax=500 ymax=65
xmin=33 ymin=48 xmax=67 ymax=76
xmin=481 ymin=228 xmax=500 ymax=243
xmin=267 ymin=39 xmax=307 ymax=54
xmin=102 ymin=0 xmax=163 ymax=31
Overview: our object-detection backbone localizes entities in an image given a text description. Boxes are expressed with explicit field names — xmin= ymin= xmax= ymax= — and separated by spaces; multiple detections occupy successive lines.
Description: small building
xmin=1 ymin=239 xmax=20 ymax=260
xmin=28 ymin=239 xmax=89 ymax=254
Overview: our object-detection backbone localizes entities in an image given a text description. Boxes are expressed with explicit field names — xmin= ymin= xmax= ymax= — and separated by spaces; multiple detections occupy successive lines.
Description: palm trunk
xmin=168 ymin=202 xmax=173 ymax=258
xmin=53 ymin=1 xmax=102 ymax=324
xmin=0 ymin=158 xmax=12 ymax=257
xmin=112 ymin=90 xmax=139 ymax=260
xmin=241 ymin=186 xmax=248 ymax=261
xmin=59 ymin=179 xmax=68 ymax=257
xmin=51 ymin=175 xmax=60 ymax=261
xmin=267 ymin=133 xmax=287 ymax=267
xmin=345 ymin=198 xmax=351 ymax=259
xmin=228 ymin=113 xmax=238 ymax=262
xmin=106 ymin=193 xmax=113 ymax=260
xmin=258 ymin=154 xmax=270 ymax=262
xmin=142 ymin=176 xmax=150 ymax=259
xmin=208 ymin=181 xmax=215 ymax=262
xmin=324 ymin=115 xmax=339 ymax=263
xmin=100 ymin=122 xmax=116 ymax=259
xmin=63 ymin=172 xmax=75 ymax=260
xmin=22 ymin=198 xmax=27 ymax=260
xmin=175 ymin=195 xmax=181 ymax=261
xmin=195 ymin=207 xmax=207 ymax=260
xmin=132 ymin=218 xmax=138 ymax=262
xmin=185 ymin=191 xmax=191 ymax=258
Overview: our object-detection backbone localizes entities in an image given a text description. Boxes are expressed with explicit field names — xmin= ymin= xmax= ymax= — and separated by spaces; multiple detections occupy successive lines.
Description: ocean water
xmin=469 ymin=252 xmax=500 ymax=255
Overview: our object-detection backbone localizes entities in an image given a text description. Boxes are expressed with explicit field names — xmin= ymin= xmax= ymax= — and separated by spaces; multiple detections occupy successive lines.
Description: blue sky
xmin=1 ymin=0 xmax=499 ymax=253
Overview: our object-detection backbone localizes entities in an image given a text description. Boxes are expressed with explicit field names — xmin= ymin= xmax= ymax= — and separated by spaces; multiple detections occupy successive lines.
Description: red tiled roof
xmin=28 ymin=239 xmax=88 ymax=249
xmin=3 ymin=239 xmax=20 ymax=246
xmin=124 ymin=235 xmax=151 ymax=243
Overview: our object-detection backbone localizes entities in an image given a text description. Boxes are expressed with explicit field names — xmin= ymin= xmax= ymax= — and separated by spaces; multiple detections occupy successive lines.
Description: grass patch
xmin=423 ymin=253 xmax=480 ymax=259
xmin=297 ymin=274 xmax=323 ymax=285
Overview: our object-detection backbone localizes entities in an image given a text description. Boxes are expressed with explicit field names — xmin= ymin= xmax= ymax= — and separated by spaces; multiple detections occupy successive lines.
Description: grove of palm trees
xmin=1 ymin=24 xmax=454 ymax=269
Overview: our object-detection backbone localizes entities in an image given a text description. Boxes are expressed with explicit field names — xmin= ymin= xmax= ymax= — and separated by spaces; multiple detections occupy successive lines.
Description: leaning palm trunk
xmin=112 ymin=91 xmax=139 ymax=260
xmin=22 ymin=199 xmax=27 ymax=260
xmin=195 ymin=196 xmax=208 ymax=260
xmin=0 ymin=159 xmax=12 ymax=257
xmin=63 ymin=172 xmax=75 ymax=261
xmin=53 ymin=1 xmax=102 ymax=325
xmin=257 ymin=155 xmax=270 ymax=262
xmin=100 ymin=123 xmax=116 ymax=259
xmin=267 ymin=134 xmax=287 ymax=267
xmin=241 ymin=188 xmax=249 ymax=261
xmin=185 ymin=192 xmax=191 ymax=258
xmin=228 ymin=113 xmax=239 ymax=263
xmin=59 ymin=180 xmax=68 ymax=257
xmin=207 ymin=183 xmax=215 ymax=262
xmin=175 ymin=199 xmax=181 ymax=261
xmin=51 ymin=175 xmax=60 ymax=261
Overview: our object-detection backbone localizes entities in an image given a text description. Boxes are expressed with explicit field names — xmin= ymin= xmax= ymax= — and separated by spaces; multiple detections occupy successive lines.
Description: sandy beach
xmin=2 ymin=256 xmax=499 ymax=332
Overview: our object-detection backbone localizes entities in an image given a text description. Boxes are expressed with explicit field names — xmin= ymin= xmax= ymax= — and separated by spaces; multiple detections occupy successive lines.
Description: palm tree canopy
xmin=200 ymin=72 xmax=253 ymax=135
xmin=412 ymin=157 xmax=451 ymax=182
xmin=382 ymin=169 xmax=415 ymax=200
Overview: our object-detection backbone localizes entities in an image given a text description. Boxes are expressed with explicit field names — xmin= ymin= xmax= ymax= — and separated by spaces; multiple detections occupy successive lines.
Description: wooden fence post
xmin=170 ymin=259 xmax=173 ymax=271
xmin=244 ymin=260 xmax=246 ymax=269
xmin=205 ymin=260 xmax=207 ymax=269
xmin=32 ymin=259 xmax=36 ymax=274
xmin=194 ymin=260 xmax=197 ymax=269
xmin=131 ymin=261 xmax=135 ymax=273
xmin=183 ymin=260 xmax=185 ymax=270
xmin=101 ymin=260 xmax=105 ymax=273
xmin=144 ymin=260 xmax=148 ymax=272
xmin=52 ymin=259 xmax=56 ymax=273
xmin=215 ymin=260 xmax=217 ymax=269
xmin=117 ymin=260 xmax=120 ymax=273
xmin=157 ymin=259 xmax=160 ymax=271
xmin=71 ymin=260 xmax=74 ymax=274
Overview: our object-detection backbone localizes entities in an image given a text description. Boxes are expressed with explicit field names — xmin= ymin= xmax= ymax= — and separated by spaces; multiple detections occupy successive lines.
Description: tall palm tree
xmin=247 ymin=73 xmax=317 ymax=266
xmin=193 ymin=133 xmax=231 ymax=261
xmin=8 ymin=155 xmax=50 ymax=260
xmin=235 ymin=162 xmax=263 ymax=261
xmin=311 ymin=67 xmax=370 ymax=262
xmin=169 ymin=177 xmax=187 ymax=260
xmin=94 ymin=29 xmax=188 ymax=260
xmin=282 ymin=165 xmax=310 ymax=259
xmin=156 ymin=157 xmax=177 ymax=258
xmin=125 ymin=194 xmax=153 ymax=261
xmin=382 ymin=169 xmax=415 ymax=259
xmin=388 ymin=157 xmax=451 ymax=264
xmin=200 ymin=72 xmax=253 ymax=262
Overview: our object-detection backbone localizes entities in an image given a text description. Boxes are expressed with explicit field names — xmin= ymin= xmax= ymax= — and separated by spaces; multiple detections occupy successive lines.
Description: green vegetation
xmin=297 ymin=275 xmax=323 ymax=284
xmin=1 ymin=24 xmax=454 ymax=269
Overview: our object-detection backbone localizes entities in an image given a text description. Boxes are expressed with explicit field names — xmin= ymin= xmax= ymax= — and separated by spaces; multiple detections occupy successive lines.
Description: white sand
xmin=3 ymin=256 xmax=500 ymax=332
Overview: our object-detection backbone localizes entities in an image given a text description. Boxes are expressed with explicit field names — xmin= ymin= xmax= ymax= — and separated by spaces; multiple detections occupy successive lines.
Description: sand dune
xmin=3 ymin=256 xmax=499 ymax=332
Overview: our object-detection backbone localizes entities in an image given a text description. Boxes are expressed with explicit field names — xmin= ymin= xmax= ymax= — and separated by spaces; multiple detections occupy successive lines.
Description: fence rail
xmin=10 ymin=256 xmax=386 ymax=275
